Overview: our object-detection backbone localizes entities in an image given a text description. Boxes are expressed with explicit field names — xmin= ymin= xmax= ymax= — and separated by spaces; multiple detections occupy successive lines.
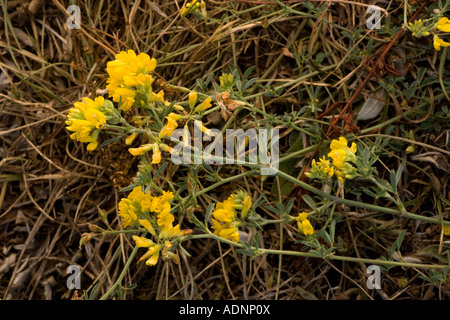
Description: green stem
xmin=275 ymin=170 xmax=450 ymax=226
xmin=99 ymin=246 xmax=139 ymax=300
xmin=182 ymin=234 xmax=447 ymax=270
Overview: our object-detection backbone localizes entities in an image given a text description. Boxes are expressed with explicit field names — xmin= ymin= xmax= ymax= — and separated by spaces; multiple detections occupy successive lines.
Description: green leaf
xmin=179 ymin=244 xmax=192 ymax=258
xmin=388 ymin=229 xmax=406 ymax=258
xmin=302 ymin=194 xmax=317 ymax=210
xmin=205 ymin=203 xmax=215 ymax=225
xmin=418 ymin=245 xmax=450 ymax=263
xmin=120 ymin=184 xmax=138 ymax=193
xmin=99 ymin=135 xmax=123 ymax=148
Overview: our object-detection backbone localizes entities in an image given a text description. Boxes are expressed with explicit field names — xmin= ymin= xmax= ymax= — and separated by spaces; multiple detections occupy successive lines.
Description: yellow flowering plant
xmin=67 ymin=45 xmax=450 ymax=300
xmin=64 ymin=7 xmax=450 ymax=297
xmin=406 ymin=15 xmax=450 ymax=51
xmin=6 ymin=0 xmax=450 ymax=302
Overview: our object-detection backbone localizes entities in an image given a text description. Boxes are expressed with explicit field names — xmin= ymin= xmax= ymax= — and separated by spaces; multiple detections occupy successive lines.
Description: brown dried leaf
xmin=410 ymin=152 xmax=449 ymax=173
xmin=12 ymin=28 xmax=33 ymax=47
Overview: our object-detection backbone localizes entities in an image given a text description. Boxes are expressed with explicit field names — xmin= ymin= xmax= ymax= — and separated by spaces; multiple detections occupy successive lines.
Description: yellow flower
xmin=181 ymin=0 xmax=200 ymax=16
xmin=210 ymin=194 xmax=242 ymax=242
xmin=296 ymin=212 xmax=309 ymax=222
xmin=144 ymin=246 xmax=161 ymax=266
xmin=326 ymin=137 xmax=358 ymax=183
xmin=129 ymin=143 xmax=153 ymax=156
xmin=296 ymin=212 xmax=314 ymax=236
xmin=443 ymin=225 xmax=450 ymax=236
xmin=212 ymin=199 xmax=236 ymax=223
xmin=125 ymin=132 xmax=139 ymax=145
xmin=133 ymin=235 xmax=155 ymax=248
xmin=211 ymin=219 xmax=240 ymax=242
xmin=106 ymin=50 xmax=156 ymax=96
xmin=160 ymin=190 xmax=174 ymax=203
xmin=299 ymin=219 xmax=314 ymax=236
xmin=436 ymin=17 xmax=450 ymax=32
xmin=84 ymin=108 xmax=106 ymax=129
xmin=113 ymin=87 xmax=136 ymax=111
xmin=194 ymin=96 xmax=212 ymax=112
xmin=433 ymin=35 xmax=450 ymax=51
xmin=159 ymin=113 xmax=181 ymax=138
xmin=127 ymin=188 xmax=191 ymax=267
xmin=188 ymin=91 xmax=197 ymax=108
xmin=66 ymin=96 xmax=106 ymax=151
xmin=151 ymin=144 xmax=162 ymax=164
xmin=156 ymin=202 xmax=174 ymax=228
xmin=138 ymin=219 xmax=156 ymax=236
xmin=123 ymin=74 xmax=154 ymax=87
xmin=86 ymin=140 xmax=98 ymax=151
xmin=133 ymin=238 xmax=161 ymax=266
xmin=149 ymin=90 xmax=165 ymax=103
xmin=159 ymin=224 xmax=192 ymax=240
xmin=241 ymin=195 xmax=252 ymax=220
xmin=118 ymin=187 xmax=151 ymax=228
xmin=305 ymin=156 xmax=335 ymax=181
xmin=328 ymin=137 xmax=357 ymax=168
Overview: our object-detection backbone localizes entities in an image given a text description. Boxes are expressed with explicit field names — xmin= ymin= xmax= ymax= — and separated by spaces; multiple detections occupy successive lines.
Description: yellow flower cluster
xmin=296 ymin=212 xmax=314 ymax=236
xmin=409 ymin=17 xmax=450 ymax=51
xmin=305 ymin=156 xmax=334 ymax=181
xmin=211 ymin=191 xmax=252 ymax=242
xmin=306 ymin=137 xmax=358 ymax=184
xmin=181 ymin=0 xmax=206 ymax=18
xmin=126 ymin=90 xmax=213 ymax=162
xmin=327 ymin=137 xmax=358 ymax=183
xmin=65 ymin=96 xmax=107 ymax=151
xmin=106 ymin=50 xmax=160 ymax=111
xmin=118 ymin=187 xmax=191 ymax=266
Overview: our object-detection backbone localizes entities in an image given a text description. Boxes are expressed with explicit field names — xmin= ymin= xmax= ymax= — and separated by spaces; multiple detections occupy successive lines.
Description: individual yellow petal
xmin=241 ymin=195 xmax=252 ymax=220
xmin=301 ymin=219 xmax=314 ymax=236
xmin=296 ymin=212 xmax=308 ymax=222
xmin=434 ymin=35 xmax=450 ymax=51
xmin=146 ymin=251 xmax=159 ymax=266
xmin=86 ymin=140 xmax=98 ymax=151
xmin=149 ymin=90 xmax=164 ymax=102
xmin=125 ymin=132 xmax=139 ymax=145
xmin=138 ymin=219 xmax=156 ymax=236
xmin=330 ymin=136 xmax=348 ymax=151
xmin=132 ymin=235 xmax=154 ymax=248
xmin=436 ymin=17 xmax=450 ymax=32
xmin=160 ymin=190 xmax=174 ymax=203
xmin=84 ymin=109 xmax=106 ymax=129
xmin=443 ymin=225 xmax=450 ymax=236
xmin=151 ymin=144 xmax=161 ymax=164
xmin=113 ymin=88 xmax=136 ymax=111
xmin=349 ymin=142 xmax=357 ymax=154
xmin=129 ymin=144 xmax=153 ymax=156
xmin=188 ymin=91 xmax=197 ymax=108
xmin=194 ymin=96 xmax=212 ymax=112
